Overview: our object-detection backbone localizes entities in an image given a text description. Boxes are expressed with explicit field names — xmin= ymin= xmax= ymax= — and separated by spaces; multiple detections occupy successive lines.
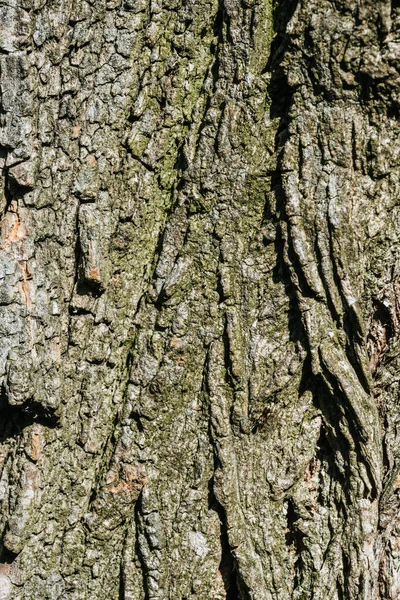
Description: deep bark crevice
xmin=285 ymin=497 xmax=305 ymax=590
xmin=0 ymin=0 xmax=398 ymax=596
xmin=208 ymin=477 xmax=241 ymax=600
xmin=134 ymin=494 xmax=150 ymax=600
xmin=0 ymin=390 xmax=59 ymax=444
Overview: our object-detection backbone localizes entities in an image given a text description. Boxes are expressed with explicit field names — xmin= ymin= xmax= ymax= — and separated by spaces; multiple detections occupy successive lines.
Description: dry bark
xmin=0 ymin=0 xmax=400 ymax=598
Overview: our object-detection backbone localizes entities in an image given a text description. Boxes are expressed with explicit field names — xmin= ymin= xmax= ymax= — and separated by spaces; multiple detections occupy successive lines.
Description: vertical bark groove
xmin=0 ymin=0 xmax=400 ymax=598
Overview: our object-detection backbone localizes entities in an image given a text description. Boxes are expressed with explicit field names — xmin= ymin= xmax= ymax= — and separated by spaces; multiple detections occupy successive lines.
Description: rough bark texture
xmin=0 ymin=0 xmax=400 ymax=598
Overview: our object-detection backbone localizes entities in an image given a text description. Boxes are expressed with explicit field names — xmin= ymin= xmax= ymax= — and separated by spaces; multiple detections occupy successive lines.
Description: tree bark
xmin=0 ymin=0 xmax=399 ymax=598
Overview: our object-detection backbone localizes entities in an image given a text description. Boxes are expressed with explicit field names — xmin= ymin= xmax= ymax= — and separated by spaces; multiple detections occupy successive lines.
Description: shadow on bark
xmin=0 ymin=386 xmax=58 ymax=444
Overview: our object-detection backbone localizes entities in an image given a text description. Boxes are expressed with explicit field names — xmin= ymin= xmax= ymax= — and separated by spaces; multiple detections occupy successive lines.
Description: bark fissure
xmin=1 ymin=0 xmax=400 ymax=597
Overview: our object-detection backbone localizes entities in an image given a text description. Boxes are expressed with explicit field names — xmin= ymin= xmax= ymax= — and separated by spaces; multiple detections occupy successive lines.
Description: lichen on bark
xmin=0 ymin=0 xmax=400 ymax=598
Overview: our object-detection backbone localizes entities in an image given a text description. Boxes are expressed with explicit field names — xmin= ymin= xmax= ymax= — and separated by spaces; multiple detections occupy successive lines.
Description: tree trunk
xmin=0 ymin=0 xmax=399 ymax=597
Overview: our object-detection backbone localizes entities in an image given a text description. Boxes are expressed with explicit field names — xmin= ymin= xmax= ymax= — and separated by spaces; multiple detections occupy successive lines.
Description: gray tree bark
xmin=0 ymin=0 xmax=399 ymax=598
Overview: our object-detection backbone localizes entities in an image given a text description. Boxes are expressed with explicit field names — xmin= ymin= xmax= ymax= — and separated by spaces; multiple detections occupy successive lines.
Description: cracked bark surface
xmin=1 ymin=0 xmax=400 ymax=598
